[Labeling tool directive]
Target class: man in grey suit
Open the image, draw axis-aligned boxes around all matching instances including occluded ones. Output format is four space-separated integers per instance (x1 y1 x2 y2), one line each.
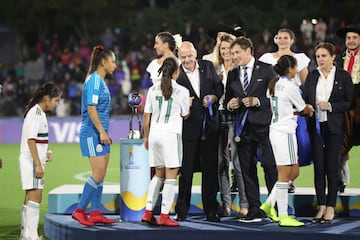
225 37 277 222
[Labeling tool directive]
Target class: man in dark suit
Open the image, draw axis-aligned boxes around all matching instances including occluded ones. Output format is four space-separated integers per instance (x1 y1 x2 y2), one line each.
175 41 224 222
224 37 277 222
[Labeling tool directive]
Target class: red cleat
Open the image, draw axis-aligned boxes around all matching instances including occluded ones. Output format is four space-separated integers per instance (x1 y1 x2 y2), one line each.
89 210 116 224
158 214 180 227
72 208 94 226
141 210 158 225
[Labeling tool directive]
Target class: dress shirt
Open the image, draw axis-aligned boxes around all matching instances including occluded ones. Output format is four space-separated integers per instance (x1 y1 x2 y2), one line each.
184 62 200 97
316 66 335 122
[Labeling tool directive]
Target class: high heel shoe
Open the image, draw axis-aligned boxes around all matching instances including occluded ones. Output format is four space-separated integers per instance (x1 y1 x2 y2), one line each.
320 217 333 224
311 217 323 223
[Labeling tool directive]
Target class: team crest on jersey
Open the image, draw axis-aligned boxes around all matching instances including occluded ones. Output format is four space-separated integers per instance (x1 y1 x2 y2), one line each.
96 144 103 152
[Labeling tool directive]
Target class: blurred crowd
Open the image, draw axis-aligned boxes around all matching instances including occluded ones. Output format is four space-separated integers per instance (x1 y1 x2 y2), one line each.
0 17 350 117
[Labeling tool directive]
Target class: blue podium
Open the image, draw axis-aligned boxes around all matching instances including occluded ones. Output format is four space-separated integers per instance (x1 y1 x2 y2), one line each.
119 138 149 221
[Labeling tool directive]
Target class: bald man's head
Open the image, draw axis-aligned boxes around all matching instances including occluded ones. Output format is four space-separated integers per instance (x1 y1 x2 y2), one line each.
178 41 197 72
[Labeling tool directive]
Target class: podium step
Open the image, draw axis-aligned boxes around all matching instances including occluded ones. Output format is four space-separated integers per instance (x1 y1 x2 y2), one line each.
48 184 360 217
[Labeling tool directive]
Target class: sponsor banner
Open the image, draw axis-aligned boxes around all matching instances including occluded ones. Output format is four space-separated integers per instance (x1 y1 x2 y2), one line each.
0 116 132 143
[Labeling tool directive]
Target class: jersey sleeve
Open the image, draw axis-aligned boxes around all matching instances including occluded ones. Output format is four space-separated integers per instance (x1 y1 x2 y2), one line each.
289 84 306 112
86 74 101 106
180 87 190 117
144 87 154 113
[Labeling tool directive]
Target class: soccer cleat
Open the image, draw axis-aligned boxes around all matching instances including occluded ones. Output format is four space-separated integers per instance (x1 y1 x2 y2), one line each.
158 214 180 227
72 208 94 226
89 210 116 224
260 202 279 222
141 210 158 225
279 215 304 227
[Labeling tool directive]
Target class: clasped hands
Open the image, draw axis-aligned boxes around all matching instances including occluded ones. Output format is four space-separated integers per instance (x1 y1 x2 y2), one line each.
228 97 259 110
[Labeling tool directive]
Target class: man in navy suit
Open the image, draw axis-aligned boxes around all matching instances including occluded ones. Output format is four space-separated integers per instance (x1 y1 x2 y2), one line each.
175 41 224 222
224 37 277 222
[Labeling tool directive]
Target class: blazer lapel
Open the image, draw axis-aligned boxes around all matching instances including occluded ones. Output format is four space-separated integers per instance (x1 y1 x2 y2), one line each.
246 63 261 95
198 61 206 98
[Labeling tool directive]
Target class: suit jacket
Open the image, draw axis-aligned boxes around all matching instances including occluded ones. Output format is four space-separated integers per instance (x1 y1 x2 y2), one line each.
177 60 224 140
224 59 276 134
302 67 354 134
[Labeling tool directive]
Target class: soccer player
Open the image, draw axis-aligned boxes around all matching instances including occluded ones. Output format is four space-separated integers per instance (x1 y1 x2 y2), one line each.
19 82 61 240
261 55 314 227
141 57 190 227
72 45 117 226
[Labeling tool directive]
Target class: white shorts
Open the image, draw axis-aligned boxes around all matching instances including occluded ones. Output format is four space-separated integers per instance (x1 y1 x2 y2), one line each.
148 131 182 168
19 154 46 190
269 130 298 166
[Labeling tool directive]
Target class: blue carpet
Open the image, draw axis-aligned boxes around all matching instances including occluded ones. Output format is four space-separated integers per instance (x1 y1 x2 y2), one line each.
44 214 360 240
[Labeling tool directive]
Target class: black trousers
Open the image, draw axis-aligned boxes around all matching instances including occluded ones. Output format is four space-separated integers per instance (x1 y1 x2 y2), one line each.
310 122 344 207
175 133 219 216
236 125 277 212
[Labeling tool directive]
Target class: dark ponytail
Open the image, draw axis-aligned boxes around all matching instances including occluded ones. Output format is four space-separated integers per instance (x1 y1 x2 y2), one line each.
268 55 297 96
158 57 178 100
24 82 61 118
86 45 114 78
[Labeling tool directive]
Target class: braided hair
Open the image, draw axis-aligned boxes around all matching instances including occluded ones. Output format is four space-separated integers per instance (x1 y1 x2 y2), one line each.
268 55 297 97
24 82 61 117
158 57 179 100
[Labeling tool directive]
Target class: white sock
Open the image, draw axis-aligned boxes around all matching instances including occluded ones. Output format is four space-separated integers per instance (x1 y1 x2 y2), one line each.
20 204 27 238
26 201 40 239
266 186 276 206
145 176 165 211
161 179 177 215
275 182 289 216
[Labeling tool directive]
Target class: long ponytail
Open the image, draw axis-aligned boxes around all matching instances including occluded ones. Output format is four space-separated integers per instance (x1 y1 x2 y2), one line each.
158 57 178 100
86 45 114 78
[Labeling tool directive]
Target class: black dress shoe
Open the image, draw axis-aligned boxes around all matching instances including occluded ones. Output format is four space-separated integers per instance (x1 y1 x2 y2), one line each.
238 210 263 222
206 211 220 222
174 213 186 222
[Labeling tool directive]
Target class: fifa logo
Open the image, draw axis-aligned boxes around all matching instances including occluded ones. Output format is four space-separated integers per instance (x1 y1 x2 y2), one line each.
125 146 140 169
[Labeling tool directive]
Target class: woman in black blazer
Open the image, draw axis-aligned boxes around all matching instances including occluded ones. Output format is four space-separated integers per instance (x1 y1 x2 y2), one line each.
302 42 354 223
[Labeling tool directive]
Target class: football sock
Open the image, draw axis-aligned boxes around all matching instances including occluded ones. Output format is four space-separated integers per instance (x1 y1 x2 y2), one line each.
20 204 27 238
145 175 165 211
78 176 101 210
266 185 277 206
91 181 103 211
161 179 177 214
26 201 40 239
276 182 289 216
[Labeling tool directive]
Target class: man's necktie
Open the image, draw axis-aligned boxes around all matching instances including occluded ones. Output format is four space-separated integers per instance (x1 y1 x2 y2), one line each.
243 66 248 94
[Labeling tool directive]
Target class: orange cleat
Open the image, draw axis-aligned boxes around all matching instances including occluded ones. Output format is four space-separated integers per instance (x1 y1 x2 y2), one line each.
72 208 94 226
141 210 158 225
89 210 116 224
158 214 180 227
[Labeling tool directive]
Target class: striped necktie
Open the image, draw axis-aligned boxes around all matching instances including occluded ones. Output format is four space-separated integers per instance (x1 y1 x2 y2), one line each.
242 66 248 93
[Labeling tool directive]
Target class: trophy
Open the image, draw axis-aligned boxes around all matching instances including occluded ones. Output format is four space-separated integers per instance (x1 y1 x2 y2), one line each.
127 92 143 139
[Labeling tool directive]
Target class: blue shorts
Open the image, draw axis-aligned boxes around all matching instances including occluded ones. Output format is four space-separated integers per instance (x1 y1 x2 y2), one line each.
80 136 110 157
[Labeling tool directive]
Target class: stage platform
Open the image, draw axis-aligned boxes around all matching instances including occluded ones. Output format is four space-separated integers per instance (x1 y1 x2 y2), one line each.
44 185 360 239
44 213 360 240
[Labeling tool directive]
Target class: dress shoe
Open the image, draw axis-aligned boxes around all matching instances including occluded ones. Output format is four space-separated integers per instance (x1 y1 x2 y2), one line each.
206 211 220 222
89 210 116 224
72 208 94 226
236 211 247 219
238 209 263 223
220 207 231 217
141 210 158 225
174 213 187 222
158 214 180 227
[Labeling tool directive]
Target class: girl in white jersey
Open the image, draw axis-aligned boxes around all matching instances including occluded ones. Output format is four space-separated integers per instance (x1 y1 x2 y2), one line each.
146 32 178 84
19 82 61 240
259 28 311 192
141 57 190 227
260 55 314 227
